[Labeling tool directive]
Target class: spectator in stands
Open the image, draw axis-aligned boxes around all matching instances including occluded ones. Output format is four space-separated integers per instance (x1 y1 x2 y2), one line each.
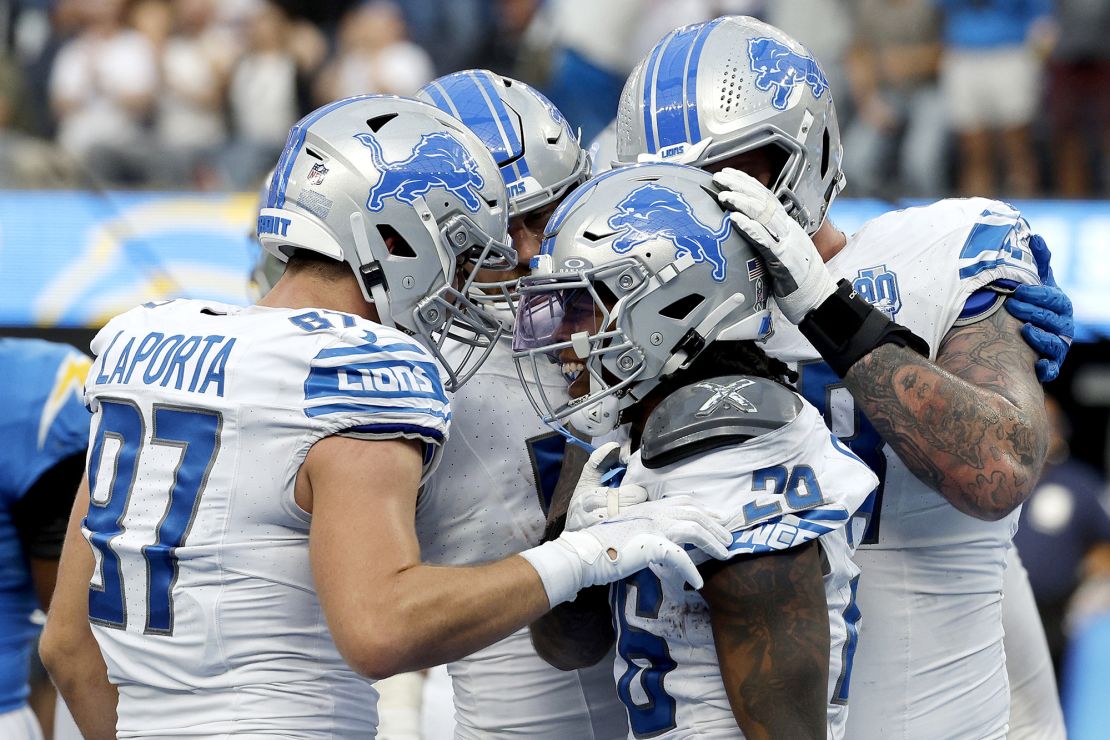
48 0 159 185
225 1 325 189
764 0 852 113
842 0 946 197
155 0 230 188
1046 0 1110 197
541 0 647 143
935 0 1053 197
314 1 434 104
1014 394 1110 674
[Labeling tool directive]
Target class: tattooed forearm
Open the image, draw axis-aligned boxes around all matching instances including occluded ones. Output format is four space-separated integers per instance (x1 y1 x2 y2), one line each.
702 540 829 740
844 307 1048 520
529 585 615 670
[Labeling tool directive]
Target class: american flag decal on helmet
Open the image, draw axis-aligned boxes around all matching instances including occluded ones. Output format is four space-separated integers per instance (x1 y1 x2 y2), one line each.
747 257 766 281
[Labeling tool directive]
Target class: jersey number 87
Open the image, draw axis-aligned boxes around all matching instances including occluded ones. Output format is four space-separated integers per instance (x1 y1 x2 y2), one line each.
86 399 221 634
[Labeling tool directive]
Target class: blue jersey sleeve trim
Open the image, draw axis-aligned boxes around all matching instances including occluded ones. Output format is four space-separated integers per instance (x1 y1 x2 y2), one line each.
343 423 444 444
305 402 450 421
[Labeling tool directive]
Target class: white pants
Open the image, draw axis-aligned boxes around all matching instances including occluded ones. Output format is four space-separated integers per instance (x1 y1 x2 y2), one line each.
847 546 1010 740
447 627 627 739
0 706 43 740
1003 548 1066 740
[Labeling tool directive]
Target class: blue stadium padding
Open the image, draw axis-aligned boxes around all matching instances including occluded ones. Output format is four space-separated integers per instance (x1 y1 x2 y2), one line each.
0 192 1105 339
1062 613 1110 739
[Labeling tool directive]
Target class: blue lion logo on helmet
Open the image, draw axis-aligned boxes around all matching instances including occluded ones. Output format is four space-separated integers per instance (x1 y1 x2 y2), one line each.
356 131 486 212
607 183 730 282
747 37 830 111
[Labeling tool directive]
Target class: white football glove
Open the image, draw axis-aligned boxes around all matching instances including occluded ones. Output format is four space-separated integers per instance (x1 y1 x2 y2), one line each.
565 442 649 532
521 496 732 607
713 167 838 324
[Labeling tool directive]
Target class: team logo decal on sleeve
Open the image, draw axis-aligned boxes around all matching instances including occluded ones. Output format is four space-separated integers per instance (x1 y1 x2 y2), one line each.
853 265 902 319
692 378 757 417
748 37 830 111
356 131 486 212
607 183 730 281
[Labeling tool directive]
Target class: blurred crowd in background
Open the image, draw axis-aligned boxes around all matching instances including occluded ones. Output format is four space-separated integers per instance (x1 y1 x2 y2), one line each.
0 0 1106 198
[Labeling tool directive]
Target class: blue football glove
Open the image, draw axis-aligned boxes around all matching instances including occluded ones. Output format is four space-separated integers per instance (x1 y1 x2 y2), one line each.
1004 234 1073 382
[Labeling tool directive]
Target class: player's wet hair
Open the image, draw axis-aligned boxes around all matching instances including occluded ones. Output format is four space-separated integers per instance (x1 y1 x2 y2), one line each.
654 339 797 400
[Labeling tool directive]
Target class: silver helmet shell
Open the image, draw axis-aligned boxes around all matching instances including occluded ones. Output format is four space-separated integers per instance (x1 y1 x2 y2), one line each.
513 162 773 436
418 70 591 327
418 70 590 219
616 16 845 234
257 94 515 391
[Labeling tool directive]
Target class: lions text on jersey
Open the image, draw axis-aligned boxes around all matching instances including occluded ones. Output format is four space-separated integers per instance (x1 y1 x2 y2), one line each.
611 379 876 739
82 299 450 738
415 339 628 739
762 199 1042 739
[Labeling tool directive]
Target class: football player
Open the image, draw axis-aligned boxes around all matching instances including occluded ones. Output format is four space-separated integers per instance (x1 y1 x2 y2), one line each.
618 16 1069 739
414 70 629 739
38 95 731 739
514 162 878 738
0 339 91 740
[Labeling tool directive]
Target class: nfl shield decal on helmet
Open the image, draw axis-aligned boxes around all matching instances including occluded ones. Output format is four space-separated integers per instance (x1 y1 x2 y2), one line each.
307 162 329 186
853 265 902 319
747 37 830 111
356 131 486 212
606 183 730 282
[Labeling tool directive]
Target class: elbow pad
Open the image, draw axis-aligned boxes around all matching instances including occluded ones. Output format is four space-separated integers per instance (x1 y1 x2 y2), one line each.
798 279 930 377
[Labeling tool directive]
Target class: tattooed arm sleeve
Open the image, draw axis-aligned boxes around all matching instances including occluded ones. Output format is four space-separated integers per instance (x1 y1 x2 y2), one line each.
702 540 829 740
528 438 615 670
844 307 1048 520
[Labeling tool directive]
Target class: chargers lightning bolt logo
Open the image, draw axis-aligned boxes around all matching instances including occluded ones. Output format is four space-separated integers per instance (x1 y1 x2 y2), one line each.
607 183 730 282
748 37 830 111
356 131 486 212
39 353 91 449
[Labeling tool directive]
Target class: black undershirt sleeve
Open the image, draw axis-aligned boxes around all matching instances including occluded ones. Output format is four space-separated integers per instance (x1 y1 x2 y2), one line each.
10 453 86 561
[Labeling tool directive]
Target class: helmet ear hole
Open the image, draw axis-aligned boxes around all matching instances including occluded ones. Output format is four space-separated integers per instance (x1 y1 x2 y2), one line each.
820 127 830 178
376 224 417 258
660 293 705 320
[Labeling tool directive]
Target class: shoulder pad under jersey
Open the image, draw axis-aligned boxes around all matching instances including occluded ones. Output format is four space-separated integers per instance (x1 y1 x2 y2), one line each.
640 375 803 469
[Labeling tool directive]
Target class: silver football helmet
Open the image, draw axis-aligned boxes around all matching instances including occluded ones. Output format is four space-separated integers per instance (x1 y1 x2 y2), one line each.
418 70 591 325
257 94 515 391
616 16 845 234
513 162 773 437
249 169 284 298
418 70 590 218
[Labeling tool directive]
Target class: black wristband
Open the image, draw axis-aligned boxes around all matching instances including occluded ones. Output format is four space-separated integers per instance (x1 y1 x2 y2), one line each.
798 279 930 377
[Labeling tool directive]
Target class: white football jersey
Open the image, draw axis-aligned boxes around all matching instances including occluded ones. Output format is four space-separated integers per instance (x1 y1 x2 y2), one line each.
761 199 1043 739
612 399 877 739
82 299 451 739
416 341 628 739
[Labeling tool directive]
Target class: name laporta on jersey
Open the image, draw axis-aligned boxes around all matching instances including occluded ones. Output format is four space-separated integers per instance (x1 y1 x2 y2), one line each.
91 330 236 397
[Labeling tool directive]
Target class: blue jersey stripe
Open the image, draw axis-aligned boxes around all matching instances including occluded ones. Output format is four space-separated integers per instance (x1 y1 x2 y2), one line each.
344 422 445 444
269 95 377 209
304 402 450 421
653 25 701 150
641 37 665 153
313 341 429 360
684 18 722 143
